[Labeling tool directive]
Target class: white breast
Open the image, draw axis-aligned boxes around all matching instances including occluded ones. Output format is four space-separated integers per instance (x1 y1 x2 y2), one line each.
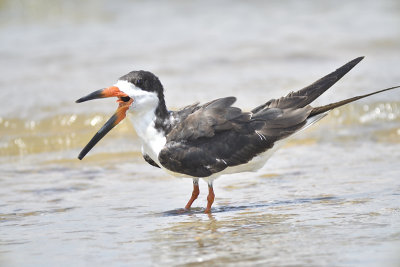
128 111 166 166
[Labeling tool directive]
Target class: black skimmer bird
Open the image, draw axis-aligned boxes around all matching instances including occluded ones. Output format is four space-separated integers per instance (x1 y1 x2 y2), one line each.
76 57 399 213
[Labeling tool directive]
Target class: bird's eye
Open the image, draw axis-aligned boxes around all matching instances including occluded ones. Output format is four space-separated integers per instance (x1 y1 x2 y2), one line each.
136 79 143 86
120 96 131 102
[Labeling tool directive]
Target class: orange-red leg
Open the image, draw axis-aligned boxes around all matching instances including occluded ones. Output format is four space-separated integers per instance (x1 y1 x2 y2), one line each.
185 178 199 209
204 184 215 213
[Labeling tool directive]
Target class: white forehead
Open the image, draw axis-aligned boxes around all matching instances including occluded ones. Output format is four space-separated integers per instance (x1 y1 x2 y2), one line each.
113 80 155 98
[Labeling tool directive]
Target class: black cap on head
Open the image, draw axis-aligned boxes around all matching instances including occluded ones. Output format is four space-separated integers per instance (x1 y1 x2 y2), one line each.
119 70 164 95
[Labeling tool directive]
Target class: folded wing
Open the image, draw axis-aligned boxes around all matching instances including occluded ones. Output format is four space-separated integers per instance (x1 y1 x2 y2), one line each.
159 97 311 177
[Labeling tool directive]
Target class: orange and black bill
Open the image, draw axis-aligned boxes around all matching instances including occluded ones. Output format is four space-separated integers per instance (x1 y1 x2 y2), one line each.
76 87 133 160
76 86 129 103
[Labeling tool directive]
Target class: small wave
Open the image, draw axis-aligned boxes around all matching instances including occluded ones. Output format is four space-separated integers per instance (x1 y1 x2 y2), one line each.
0 113 138 158
327 102 400 125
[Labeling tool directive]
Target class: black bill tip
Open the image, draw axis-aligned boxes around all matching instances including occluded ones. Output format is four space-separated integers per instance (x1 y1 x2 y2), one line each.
77 113 119 160
75 89 105 103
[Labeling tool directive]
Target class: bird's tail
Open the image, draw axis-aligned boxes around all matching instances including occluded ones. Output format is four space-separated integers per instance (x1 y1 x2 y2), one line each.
309 85 400 117
294 56 365 107
251 57 365 114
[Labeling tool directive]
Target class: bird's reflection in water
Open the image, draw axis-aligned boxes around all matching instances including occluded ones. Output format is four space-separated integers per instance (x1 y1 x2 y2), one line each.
148 195 350 265
158 195 340 217
149 206 296 265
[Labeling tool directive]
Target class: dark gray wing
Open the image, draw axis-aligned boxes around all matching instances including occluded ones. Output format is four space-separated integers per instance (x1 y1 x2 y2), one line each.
252 57 364 113
159 97 311 177
166 97 249 141
169 102 201 128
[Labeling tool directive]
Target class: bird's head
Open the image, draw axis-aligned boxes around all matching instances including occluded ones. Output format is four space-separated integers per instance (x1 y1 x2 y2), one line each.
76 70 165 160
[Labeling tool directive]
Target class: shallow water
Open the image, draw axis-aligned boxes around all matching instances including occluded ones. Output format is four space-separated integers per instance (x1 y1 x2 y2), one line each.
1 0 400 266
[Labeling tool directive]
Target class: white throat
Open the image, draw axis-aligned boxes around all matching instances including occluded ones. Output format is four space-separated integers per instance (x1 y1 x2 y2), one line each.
114 80 167 164
129 110 166 165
